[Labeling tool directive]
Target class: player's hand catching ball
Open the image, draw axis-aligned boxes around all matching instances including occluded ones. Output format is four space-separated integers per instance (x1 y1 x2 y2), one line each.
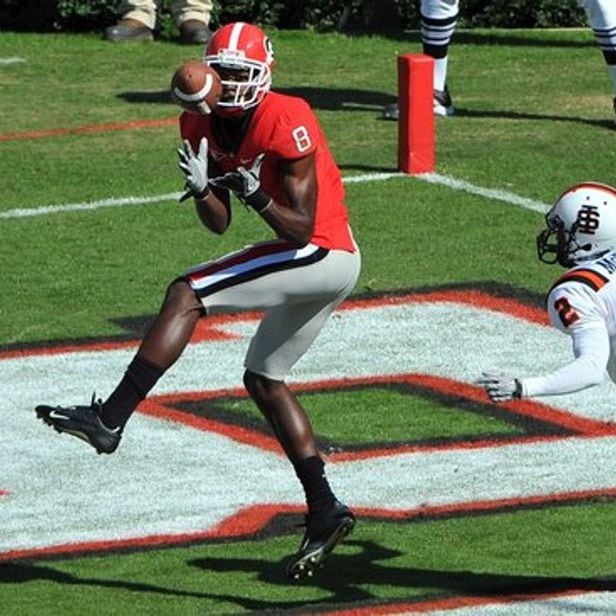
210 153 271 213
177 137 209 202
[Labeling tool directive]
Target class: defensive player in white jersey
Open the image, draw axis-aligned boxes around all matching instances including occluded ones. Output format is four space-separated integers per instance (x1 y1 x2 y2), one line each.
479 182 616 402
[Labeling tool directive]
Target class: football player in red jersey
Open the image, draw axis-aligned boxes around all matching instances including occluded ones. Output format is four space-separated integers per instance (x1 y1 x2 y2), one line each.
35 21 360 580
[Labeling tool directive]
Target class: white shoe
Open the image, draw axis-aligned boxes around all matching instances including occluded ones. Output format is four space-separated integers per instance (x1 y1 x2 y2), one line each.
434 86 454 117
382 86 455 120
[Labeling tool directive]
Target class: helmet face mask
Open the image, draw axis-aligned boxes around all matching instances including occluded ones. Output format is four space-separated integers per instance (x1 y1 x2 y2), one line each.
536 182 616 268
536 215 583 268
204 22 274 117
209 61 270 110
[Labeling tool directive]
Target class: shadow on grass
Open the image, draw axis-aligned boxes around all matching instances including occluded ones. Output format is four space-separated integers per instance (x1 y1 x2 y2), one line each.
2 539 615 612
0 561 209 599
117 86 394 112
116 87 614 132
453 107 615 130
188 538 616 612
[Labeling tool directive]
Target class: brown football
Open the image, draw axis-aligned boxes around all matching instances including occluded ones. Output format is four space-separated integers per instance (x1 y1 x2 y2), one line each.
170 61 222 115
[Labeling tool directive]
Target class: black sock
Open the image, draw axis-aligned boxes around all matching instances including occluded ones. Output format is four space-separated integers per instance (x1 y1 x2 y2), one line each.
293 456 336 515
101 356 164 430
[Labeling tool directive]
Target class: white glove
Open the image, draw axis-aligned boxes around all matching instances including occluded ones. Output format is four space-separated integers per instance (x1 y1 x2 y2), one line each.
177 137 209 202
209 153 271 212
476 371 523 403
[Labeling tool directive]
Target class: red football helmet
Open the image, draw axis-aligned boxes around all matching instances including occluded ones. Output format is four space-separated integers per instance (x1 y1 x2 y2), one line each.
204 22 275 116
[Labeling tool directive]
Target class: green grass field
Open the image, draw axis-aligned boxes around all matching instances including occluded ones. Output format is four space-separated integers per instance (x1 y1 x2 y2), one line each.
2 26 616 615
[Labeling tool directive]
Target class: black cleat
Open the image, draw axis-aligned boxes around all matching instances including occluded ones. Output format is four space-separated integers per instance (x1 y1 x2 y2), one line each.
286 501 356 581
35 395 121 454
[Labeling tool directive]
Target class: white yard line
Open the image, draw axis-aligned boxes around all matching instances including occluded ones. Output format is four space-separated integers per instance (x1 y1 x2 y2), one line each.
420 172 550 213
0 172 551 220
0 57 26 65
0 193 181 219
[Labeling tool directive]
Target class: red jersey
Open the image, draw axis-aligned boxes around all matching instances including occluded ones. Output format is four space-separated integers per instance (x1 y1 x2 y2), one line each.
179 91 354 252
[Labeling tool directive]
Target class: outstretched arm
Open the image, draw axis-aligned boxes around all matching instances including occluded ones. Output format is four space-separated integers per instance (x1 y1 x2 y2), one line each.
520 319 610 397
478 319 610 402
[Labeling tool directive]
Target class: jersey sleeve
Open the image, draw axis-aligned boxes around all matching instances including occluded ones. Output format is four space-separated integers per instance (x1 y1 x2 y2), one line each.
266 99 318 160
546 281 606 333
520 282 610 397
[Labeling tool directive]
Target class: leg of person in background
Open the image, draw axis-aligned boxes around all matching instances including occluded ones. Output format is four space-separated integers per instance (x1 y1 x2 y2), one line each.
580 0 616 123
173 0 214 45
383 0 459 120
420 0 459 116
104 0 157 41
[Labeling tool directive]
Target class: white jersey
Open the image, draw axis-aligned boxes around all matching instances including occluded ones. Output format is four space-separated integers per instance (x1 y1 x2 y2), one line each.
521 251 616 397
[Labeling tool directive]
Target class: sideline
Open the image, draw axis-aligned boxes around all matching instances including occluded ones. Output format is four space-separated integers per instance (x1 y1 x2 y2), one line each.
0 173 550 220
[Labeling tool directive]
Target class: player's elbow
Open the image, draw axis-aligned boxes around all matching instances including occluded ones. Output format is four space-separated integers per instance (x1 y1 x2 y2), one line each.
289 231 311 248
292 217 315 247
585 365 605 386
579 357 606 387
205 220 229 235
279 220 313 247
198 209 230 234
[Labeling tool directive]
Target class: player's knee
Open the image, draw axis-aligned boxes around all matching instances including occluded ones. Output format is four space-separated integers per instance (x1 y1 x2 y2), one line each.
243 369 277 400
163 279 202 314
244 369 263 397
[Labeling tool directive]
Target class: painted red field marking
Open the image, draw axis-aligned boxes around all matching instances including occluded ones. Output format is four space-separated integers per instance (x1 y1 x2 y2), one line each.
345 289 549 326
357 486 616 521
139 373 616 465
0 289 547 361
0 117 177 143
139 396 284 456
321 588 595 615
3 487 616 562
3 288 614 568
0 312 250 360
